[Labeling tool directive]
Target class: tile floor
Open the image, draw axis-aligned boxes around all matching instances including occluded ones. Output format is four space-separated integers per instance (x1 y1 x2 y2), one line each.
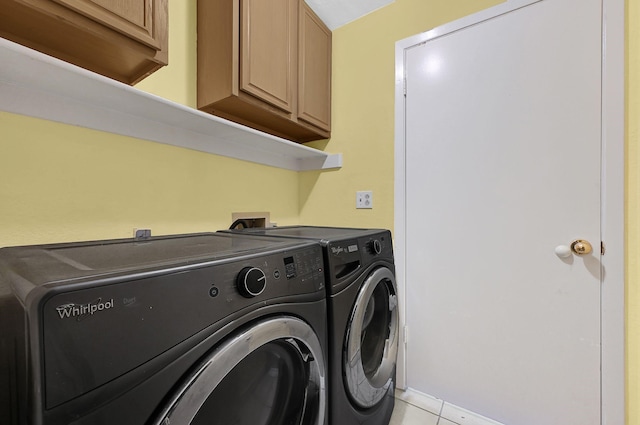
389 397 442 425
389 390 504 425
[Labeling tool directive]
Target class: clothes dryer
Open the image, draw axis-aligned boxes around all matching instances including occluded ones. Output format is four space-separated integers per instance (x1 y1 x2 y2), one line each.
0 233 327 425
222 226 399 425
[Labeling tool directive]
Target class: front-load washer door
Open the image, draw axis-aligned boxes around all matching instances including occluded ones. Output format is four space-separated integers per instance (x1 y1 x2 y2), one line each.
344 267 399 409
152 316 326 425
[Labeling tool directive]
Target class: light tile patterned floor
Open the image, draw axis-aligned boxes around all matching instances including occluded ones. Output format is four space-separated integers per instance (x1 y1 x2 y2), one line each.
389 397 440 425
389 390 505 425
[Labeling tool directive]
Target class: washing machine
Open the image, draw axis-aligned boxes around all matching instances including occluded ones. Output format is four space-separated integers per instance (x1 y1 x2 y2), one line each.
222 226 399 425
0 232 328 425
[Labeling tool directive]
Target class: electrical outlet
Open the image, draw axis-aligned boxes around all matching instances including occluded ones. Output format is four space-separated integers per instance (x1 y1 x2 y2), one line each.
356 191 373 209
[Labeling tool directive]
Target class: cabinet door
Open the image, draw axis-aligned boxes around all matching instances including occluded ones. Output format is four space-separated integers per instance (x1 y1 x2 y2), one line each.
51 0 161 49
298 2 331 132
0 0 168 83
240 0 296 113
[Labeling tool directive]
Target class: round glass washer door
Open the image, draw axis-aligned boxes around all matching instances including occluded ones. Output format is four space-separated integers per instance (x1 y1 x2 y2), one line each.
344 267 399 409
153 316 326 425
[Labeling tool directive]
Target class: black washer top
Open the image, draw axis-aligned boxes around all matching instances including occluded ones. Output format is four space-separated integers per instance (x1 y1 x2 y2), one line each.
0 233 311 294
224 226 387 244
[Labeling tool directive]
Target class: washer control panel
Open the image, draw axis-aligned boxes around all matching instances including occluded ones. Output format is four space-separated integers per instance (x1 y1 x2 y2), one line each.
324 230 394 291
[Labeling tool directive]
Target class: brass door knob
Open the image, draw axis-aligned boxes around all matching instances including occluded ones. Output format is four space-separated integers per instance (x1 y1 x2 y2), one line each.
570 240 593 255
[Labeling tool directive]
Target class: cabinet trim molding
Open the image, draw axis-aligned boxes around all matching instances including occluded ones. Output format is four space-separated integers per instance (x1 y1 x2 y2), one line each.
0 38 342 171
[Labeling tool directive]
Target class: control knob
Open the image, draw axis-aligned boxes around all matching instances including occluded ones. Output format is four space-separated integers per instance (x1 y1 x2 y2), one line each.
369 239 382 255
237 267 267 298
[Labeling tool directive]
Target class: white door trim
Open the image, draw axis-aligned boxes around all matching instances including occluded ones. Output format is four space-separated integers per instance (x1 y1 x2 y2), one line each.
393 1 625 424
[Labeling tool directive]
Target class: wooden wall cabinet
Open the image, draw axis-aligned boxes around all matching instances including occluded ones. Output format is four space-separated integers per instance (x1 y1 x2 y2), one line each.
197 0 331 143
0 0 168 84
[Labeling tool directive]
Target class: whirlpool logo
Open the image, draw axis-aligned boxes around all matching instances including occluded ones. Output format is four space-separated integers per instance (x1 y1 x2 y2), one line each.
331 244 358 255
56 298 114 320
331 246 345 255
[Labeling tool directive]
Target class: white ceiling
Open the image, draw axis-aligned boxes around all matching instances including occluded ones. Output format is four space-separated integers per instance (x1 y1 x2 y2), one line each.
305 0 395 30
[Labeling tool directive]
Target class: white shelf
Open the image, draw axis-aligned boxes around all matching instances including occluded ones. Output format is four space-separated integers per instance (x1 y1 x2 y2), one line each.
0 38 342 171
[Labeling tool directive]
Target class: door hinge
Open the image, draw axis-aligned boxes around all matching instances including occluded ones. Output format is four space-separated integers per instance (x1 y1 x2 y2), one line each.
403 325 409 345
601 241 605 255
403 77 407 96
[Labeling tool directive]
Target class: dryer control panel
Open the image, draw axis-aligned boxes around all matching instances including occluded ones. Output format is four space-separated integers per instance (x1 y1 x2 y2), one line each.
233 246 325 298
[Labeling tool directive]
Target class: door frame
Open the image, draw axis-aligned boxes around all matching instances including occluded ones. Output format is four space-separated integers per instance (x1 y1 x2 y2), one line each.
393 0 625 423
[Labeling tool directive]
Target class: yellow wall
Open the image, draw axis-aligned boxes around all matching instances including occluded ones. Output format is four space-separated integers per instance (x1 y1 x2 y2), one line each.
134 1 197 107
299 0 502 229
0 1 299 247
627 0 639 423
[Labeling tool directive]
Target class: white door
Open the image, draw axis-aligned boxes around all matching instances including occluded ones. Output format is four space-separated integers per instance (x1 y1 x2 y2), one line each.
400 0 604 424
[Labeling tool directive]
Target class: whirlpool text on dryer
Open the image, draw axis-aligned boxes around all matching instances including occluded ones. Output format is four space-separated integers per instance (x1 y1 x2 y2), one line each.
55 298 115 319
